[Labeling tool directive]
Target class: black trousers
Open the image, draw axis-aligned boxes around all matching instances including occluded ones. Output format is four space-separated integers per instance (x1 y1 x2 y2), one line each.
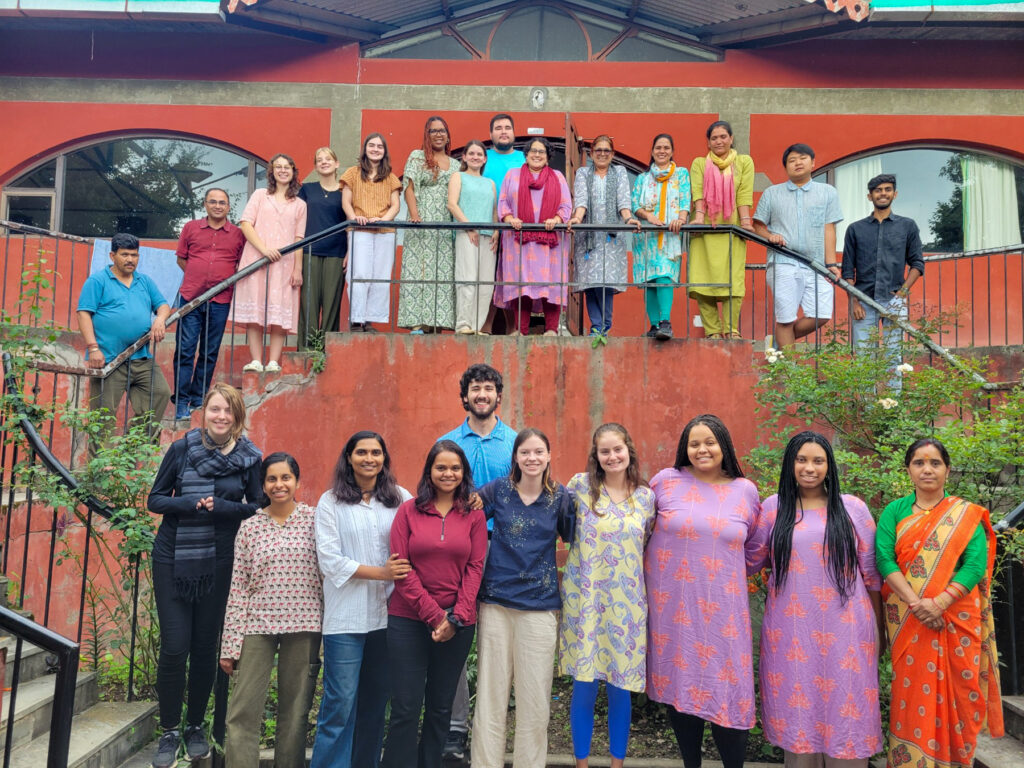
152 559 233 730
380 615 474 768
667 707 749 768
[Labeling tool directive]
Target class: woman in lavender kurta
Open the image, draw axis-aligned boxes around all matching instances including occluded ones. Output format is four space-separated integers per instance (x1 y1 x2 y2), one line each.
496 137 572 336
752 431 883 767
645 414 762 768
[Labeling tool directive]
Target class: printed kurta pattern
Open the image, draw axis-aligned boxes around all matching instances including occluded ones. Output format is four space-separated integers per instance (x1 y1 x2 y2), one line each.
398 150 456 328
630 166 690 284
559 473 655 692
644 468 762 729
755 494 884 760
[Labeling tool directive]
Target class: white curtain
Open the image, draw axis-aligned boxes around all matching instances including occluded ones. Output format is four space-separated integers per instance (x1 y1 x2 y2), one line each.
962 154 1023 252
834 155 883 248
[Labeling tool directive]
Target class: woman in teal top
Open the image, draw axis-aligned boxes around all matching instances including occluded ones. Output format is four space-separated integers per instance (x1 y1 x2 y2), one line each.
632 133 690 342
875 437 1002 768
448 140 498 335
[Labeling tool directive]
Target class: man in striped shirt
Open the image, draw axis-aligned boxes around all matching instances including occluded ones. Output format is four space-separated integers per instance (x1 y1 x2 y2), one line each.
754 143 843 348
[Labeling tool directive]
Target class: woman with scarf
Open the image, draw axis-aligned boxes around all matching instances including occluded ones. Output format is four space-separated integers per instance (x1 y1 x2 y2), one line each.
147 382 263 768
876 438 1003 768
632 134 690 341
688 121 755 340
494 137 572 337
567 135 639 343
399 116 457 333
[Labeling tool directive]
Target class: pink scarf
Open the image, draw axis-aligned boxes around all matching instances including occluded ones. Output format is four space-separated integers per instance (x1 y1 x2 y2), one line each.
703 150 737 224
516 165 560 247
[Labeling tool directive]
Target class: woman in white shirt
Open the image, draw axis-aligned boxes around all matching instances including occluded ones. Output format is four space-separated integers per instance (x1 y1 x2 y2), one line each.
311 431 413 768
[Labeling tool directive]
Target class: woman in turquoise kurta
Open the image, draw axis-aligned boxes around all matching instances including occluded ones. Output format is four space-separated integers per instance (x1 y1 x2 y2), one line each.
632 133 691 341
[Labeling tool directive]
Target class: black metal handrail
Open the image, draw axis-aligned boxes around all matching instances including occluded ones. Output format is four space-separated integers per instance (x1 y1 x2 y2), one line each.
0 605 78 768
19 218 992 388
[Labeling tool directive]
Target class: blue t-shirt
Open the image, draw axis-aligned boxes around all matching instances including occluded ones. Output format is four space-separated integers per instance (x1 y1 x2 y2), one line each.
477 477 576 611
484 149 526 197
439 417 516 489
77 267 168 361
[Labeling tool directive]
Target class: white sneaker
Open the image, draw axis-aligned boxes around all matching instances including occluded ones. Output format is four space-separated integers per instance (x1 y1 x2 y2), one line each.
242 360 264 372
264 360 282 373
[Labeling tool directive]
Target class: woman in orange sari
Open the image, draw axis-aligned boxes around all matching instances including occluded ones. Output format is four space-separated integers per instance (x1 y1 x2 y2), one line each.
876 438 1003 768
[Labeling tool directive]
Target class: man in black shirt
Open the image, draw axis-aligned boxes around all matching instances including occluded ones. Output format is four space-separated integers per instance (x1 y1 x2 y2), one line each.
841 174 924 390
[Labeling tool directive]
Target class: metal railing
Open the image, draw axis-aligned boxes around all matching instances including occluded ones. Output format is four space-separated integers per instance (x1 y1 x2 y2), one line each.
0 605 79 768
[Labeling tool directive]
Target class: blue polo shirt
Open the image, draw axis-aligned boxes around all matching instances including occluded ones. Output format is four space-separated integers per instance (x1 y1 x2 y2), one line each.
77 267 168 361
439 417 517 489
484 149 526 196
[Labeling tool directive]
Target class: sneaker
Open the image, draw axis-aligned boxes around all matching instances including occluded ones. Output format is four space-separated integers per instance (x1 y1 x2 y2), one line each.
655 320 673 340
442 729 467 762
174 401 191 421
151 729 181 768
183 725 211 761
242 360 264 372
645 325 658 338
264 360 282 373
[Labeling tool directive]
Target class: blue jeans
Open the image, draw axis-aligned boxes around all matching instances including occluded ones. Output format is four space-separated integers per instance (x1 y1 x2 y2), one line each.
852 293 907 391
173 296 231 409
584 288 615 335
310 630 389 768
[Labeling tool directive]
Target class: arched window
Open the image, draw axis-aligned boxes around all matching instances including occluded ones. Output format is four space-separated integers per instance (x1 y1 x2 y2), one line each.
2 135 265 239
363 3 717 63
814 146 1024 253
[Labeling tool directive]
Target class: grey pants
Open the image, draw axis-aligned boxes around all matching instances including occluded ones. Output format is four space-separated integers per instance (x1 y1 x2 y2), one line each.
224 633 321 768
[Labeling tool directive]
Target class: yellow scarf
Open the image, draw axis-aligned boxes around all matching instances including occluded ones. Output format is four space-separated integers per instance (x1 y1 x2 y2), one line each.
652 162 676 249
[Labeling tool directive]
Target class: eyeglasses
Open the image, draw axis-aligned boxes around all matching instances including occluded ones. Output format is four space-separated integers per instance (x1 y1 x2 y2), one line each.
272 165 292 171
527 149 547 156
592 149 613 154
428 129 448 135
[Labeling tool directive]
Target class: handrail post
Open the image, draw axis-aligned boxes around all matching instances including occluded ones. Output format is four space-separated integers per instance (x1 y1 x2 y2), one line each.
47 643 79 768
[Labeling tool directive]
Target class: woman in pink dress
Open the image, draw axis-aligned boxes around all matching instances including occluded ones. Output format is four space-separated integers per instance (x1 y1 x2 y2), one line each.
235 153 307 373
645 414 762 768
495 137 572 336
752 431 883 768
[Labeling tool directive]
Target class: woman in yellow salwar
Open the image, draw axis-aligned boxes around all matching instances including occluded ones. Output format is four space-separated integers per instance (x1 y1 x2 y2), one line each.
876 438 1003 768
688 121 754 340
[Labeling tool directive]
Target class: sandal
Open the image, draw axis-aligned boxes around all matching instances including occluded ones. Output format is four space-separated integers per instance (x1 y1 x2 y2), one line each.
242 360 264 372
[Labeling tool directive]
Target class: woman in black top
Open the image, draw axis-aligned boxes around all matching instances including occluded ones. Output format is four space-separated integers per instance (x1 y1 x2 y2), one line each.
297 146 348 347
147 382 262 768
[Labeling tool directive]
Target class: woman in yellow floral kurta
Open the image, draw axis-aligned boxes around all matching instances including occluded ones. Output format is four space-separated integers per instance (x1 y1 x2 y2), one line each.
559 423 655 768
632 134 690 340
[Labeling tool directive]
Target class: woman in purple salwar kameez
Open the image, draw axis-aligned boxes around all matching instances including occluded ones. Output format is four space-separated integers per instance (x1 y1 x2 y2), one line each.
751 431 884 768
644 414 762 768
496 137 572 337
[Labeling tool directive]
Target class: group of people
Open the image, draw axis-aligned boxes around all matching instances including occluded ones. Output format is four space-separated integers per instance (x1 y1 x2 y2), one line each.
144 362 1002 768
76 114 925 429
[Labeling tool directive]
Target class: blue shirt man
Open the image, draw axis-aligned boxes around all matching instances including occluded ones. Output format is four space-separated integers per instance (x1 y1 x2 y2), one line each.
77 232 172 441
483 113 526 196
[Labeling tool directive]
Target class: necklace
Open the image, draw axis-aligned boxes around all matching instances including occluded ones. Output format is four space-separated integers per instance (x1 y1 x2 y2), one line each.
319 182 338 198
913 498 941 512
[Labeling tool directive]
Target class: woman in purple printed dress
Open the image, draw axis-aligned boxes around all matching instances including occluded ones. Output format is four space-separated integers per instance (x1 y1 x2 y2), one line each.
752 431 884 768
644 414 763 768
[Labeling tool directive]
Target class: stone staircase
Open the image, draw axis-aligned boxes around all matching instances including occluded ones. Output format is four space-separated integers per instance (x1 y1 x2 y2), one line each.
0 637 156 768
975 695 1024 768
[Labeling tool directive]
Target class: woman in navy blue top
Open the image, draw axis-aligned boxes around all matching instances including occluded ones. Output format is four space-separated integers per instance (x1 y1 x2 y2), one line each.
469 427 575 768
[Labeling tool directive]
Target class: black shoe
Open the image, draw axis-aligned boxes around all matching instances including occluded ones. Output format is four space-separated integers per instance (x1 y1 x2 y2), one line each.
152 729 181 768
645 325 658 338
655 320 673 340
183 724 211 761
442 729 467 762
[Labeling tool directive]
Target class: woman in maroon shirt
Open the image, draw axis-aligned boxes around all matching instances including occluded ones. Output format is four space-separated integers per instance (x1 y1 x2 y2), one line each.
380 440 487 768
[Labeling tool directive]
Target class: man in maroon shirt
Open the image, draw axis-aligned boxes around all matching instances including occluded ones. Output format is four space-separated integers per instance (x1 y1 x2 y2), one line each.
172 188 245 420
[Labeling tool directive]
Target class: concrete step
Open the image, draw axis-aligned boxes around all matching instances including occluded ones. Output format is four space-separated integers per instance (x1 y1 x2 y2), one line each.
0 639 51 686
1005 696 1024 743
1 670 98 751
9 700 157 768
974 729 1024 768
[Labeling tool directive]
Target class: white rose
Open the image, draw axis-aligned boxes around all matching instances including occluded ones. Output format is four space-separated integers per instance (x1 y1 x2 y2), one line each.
896 363 914 374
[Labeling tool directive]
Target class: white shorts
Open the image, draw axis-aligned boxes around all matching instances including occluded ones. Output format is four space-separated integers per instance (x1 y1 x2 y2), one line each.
766 263 833 323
